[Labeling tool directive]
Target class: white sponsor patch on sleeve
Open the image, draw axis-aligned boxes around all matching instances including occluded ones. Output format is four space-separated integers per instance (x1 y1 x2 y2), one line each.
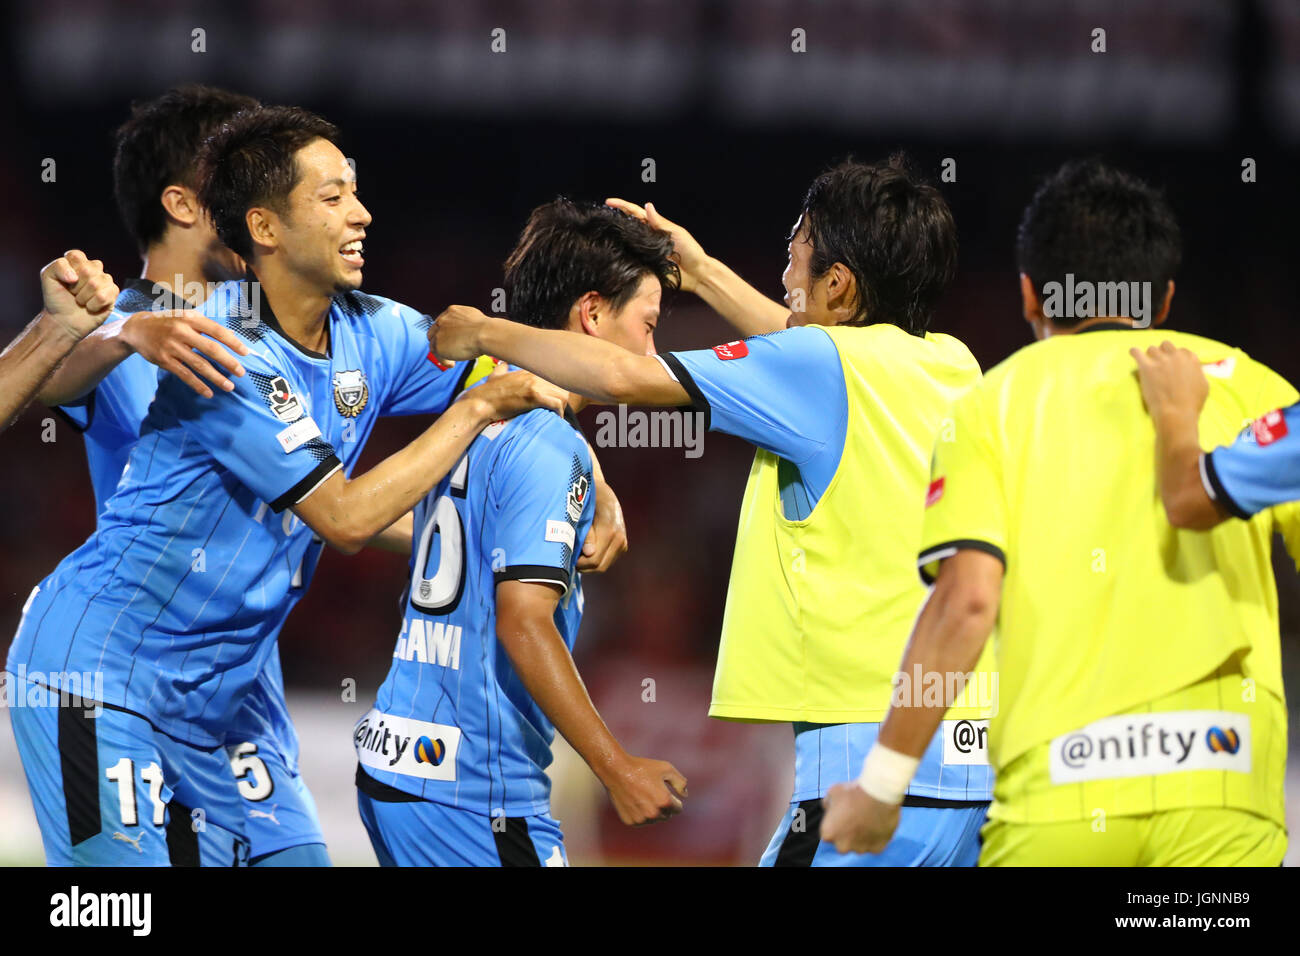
276 416 322 453
546 519 576 548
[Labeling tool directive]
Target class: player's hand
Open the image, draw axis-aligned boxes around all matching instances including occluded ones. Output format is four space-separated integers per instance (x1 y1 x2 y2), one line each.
465 361 568 420
39 250 119 341
601 755 688 826
429 304 490 363
1130 342 1209 427
579 478 628 573
605 199 706 294
820 781 899 855
120 309 250 399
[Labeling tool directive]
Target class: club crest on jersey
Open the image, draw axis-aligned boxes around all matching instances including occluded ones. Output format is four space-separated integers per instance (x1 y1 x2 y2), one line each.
567 473 590 522
267 376 303 423
332 369 369 418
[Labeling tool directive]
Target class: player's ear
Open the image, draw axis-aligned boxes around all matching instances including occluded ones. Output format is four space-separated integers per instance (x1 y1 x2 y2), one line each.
1153 280 1175 327
1019 273 1044 323
574 291 602 337
245 207 277 254
825 262 858 323
160 184 200 228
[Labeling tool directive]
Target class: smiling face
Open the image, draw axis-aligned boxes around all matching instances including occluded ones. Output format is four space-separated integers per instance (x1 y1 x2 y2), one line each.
267 137 371 294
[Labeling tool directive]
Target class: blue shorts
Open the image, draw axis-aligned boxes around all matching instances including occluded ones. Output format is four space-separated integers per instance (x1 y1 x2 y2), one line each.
761 722 990 867
356 772 567 867
226 739 329 865
7 682 249 866
761 798 988 866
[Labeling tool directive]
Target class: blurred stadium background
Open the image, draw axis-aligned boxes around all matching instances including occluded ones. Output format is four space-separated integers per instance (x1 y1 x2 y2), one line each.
2 0 1300 865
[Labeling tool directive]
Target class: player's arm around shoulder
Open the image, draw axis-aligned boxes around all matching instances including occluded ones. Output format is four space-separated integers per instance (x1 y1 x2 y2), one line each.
1131 341 1225 530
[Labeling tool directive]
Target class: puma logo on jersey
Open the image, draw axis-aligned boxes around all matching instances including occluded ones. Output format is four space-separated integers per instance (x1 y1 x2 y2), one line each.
247 804 281 826
112 831 144 853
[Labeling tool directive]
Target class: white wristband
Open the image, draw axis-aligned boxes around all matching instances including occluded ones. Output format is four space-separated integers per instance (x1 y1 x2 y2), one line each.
858 744 920 805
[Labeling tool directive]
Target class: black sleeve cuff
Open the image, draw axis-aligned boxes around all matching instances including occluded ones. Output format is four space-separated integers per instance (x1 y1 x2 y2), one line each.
659 353 711 432
493 565 570 589
270 456 342 513
1201 450 1253 520
917 539 1007 585
52 389 96 434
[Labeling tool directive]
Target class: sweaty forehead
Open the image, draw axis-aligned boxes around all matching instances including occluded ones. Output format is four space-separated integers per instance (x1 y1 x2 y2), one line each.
294 139 354 189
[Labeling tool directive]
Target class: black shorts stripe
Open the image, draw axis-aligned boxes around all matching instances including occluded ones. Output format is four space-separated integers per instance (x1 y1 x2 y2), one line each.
165 799 201 866
271 455 342 513
493 816 542 867
57 704 102 845
659 353 711 432
772 798 823 867
917 539 1007 585
355 764 424 803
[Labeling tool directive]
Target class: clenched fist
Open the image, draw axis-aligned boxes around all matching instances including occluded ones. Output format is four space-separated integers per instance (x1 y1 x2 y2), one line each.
428 304 491 364
40 250 118 342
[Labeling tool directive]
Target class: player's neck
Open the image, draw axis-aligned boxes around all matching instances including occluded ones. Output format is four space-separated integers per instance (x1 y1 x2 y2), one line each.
1042 314 1142 338
139 246 212 307
249 263 333 355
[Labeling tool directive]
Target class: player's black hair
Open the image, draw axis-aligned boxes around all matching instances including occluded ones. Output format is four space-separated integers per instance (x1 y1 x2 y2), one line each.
1016 159 1182 327
112 85 261 255
503 199 679 330
798 155 957 335
197 105 341 261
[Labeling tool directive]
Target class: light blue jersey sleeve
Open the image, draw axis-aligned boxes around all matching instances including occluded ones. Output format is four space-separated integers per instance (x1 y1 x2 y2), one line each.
489 413 595 595
373 301 466 417
1203 403 1300 518
658 326 848 517
162 351 342 513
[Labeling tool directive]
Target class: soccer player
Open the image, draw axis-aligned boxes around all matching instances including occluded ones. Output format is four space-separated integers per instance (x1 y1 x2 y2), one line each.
5 104 566 866
430 158 997 866
356 200 687 866
0 252 118 433
1132 343 1300 526
33 85 349 867
821 160 1294 866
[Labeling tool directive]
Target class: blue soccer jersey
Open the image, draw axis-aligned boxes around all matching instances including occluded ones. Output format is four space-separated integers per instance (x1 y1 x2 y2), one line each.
355 402 595 818
7 279 469 748
1203 403 1300 517
658 326 848 519
54 279 178 513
